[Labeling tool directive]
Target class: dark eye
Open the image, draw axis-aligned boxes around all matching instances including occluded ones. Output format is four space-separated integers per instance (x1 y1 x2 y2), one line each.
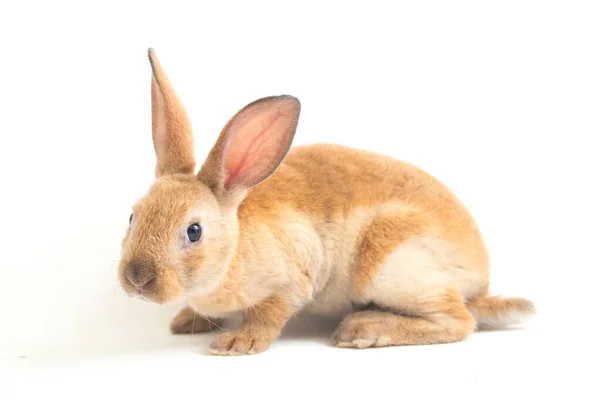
129 213 133 225
187 223 202 243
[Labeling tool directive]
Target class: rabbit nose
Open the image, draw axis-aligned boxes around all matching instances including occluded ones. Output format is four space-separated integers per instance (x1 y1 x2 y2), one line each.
124 258 156 289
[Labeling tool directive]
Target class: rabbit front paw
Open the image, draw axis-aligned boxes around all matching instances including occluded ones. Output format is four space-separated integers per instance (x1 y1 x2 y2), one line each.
208 295 291 356
208 329 275 356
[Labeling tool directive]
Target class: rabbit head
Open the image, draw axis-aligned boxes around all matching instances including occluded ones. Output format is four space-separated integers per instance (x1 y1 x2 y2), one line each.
118 49 301 304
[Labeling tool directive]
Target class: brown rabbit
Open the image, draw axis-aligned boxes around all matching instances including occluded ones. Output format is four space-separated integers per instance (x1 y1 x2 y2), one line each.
118 48 536 356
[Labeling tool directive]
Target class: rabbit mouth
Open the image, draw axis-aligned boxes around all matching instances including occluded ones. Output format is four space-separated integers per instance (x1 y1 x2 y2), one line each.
119 258 182 304
131 288 149 302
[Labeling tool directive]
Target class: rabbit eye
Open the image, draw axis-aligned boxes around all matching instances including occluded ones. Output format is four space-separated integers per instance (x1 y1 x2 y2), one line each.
129 213 133 225
187 223 202 243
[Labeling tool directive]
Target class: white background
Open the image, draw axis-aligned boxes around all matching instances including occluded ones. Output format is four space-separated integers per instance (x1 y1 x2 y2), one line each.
1 1 598 398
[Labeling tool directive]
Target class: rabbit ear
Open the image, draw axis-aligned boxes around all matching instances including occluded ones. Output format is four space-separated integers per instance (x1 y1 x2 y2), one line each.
198 95 300 199
148 48 196 177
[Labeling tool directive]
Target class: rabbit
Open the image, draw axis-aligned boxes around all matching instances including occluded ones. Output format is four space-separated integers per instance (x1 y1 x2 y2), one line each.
118 48 536 356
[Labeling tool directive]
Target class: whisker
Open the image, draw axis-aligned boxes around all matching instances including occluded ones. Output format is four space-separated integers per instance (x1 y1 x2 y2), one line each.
195 309 229 332
179 288 230 332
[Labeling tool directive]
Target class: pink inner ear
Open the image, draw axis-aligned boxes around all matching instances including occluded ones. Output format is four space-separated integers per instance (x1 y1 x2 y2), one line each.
223 98 299 190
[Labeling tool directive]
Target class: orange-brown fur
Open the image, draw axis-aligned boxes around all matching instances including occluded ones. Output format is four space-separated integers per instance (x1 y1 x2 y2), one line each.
208 296 290 355
467 295 536 328
334 302 476 348
118 49 536 356
150 49 195 177
352 211 427 291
